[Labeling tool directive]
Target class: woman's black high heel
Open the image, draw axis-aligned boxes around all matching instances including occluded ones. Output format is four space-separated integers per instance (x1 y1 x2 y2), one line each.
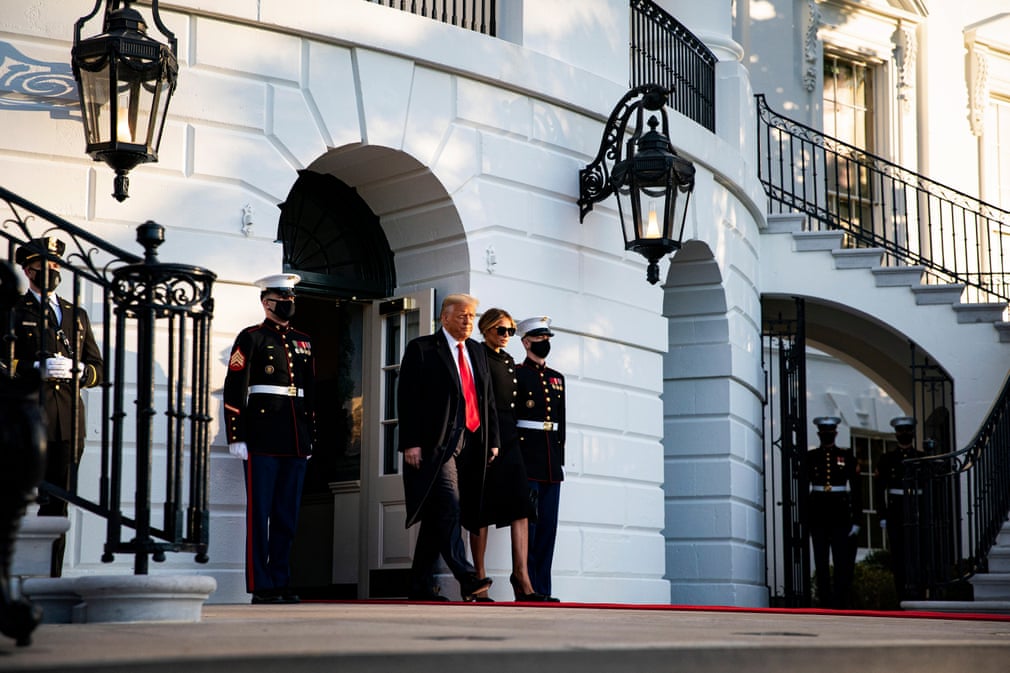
510 573 548 602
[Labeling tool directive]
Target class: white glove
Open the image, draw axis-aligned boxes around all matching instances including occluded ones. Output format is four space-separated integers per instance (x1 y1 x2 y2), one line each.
228 442 249 460
44 355 73 380
849 525 860 537
880 519 887 529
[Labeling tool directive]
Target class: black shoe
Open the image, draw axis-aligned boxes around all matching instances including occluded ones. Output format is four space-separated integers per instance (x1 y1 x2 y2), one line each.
544 595 561 602
251 592 283 605
509 573 549 602
460 575 493 602
278 591 301 604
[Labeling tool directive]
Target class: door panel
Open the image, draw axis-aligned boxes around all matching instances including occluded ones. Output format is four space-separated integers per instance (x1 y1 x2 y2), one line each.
360 289 435 597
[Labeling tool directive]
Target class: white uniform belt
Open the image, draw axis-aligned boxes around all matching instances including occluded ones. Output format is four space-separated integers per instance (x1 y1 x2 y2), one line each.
888 488 921 495
248 384 303 397
811 485 848 492
517 420 558 431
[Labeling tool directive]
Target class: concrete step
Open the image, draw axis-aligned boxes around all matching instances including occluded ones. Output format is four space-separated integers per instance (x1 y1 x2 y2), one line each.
765 212 806 234
6 603 1010 673
903 600 1010 615
831 247 884 269
996 520 1010 546
953 302 1007 324
872 265 925 287
969 573 1010 601
792 230 845 252
912 283 965 305
988 547 1010 573
996 322 1010 343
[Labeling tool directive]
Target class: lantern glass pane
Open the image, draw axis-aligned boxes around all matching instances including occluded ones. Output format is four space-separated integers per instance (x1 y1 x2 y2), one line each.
79 59 112 146
614 186 636 248
147 77 172 149
116 67 155 148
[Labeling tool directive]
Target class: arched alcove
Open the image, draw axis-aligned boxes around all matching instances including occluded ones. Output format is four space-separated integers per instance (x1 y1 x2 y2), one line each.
278 169 395 298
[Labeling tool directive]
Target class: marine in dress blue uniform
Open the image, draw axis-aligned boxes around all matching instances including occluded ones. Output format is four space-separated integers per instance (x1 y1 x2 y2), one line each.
515 316 565 600
806 416 862 609
11 237 103 577
875 416 922 601
224 274 315 604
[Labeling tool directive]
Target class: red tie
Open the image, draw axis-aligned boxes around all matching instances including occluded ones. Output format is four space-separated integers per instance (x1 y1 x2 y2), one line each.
457 342 480 432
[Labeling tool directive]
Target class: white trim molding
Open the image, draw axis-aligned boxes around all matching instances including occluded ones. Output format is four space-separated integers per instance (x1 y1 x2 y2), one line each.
893 22 917 102
804 0 822 92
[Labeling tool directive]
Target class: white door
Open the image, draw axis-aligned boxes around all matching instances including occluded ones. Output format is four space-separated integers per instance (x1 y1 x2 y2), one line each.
359 289 435 597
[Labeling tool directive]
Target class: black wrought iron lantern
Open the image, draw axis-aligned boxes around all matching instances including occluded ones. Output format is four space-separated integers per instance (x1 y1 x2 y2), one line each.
579 84 696 284
71 0 178 202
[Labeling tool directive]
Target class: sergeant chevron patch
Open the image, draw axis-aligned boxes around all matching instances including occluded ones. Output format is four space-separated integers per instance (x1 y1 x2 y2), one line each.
229 348 246 371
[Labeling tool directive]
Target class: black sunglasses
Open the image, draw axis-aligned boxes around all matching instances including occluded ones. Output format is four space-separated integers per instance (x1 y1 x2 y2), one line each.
494 326 516 337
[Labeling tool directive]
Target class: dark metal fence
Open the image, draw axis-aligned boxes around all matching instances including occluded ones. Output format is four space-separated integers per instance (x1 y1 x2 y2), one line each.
630 0 716 132
0 186 216 573
756 93 1010 305
762 298 811 607
365 0 496 35
904 373 1010 597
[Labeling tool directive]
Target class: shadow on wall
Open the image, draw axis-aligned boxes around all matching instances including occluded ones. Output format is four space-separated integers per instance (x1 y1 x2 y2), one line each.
0 41 79 119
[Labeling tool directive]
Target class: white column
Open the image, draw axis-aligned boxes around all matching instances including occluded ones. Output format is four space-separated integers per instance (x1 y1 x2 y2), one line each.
653 1 752 153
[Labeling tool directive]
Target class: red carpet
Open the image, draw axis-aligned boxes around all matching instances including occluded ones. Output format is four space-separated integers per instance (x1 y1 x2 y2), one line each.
304 599 1010 621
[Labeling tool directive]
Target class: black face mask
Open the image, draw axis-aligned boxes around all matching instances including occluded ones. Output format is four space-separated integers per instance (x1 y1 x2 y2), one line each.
529 339 551 359
32 268 61 290
270 299 295 321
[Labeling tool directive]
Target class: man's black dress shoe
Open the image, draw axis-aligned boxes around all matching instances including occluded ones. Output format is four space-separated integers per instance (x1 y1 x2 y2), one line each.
251 592 283 605
460 575 493 602
278 591 300 604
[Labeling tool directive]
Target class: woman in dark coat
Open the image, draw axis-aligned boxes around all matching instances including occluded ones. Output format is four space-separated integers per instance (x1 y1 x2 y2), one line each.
464 308 547 601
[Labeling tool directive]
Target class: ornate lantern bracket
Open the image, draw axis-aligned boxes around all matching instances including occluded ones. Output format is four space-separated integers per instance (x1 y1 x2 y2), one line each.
578 84 696 284
71 0 179 202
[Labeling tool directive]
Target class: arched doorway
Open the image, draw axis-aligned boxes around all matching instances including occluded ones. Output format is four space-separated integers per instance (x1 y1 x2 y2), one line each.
280 169 395 598
760 294 955 606
278 145 468 599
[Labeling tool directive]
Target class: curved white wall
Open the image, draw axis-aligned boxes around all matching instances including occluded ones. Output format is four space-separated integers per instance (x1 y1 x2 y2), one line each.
0 0 770 606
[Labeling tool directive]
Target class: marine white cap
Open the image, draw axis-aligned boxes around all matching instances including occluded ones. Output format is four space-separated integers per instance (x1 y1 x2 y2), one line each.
517 316 554 338
254 273 301 296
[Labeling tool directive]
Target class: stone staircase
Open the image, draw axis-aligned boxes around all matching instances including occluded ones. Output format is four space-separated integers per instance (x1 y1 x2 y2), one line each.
762 213 1010 615
903 517 1010 614
764 214 1010 338
969 520 1010 606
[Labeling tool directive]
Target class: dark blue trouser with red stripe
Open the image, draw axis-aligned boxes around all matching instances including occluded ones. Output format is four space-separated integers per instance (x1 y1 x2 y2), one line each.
244 454 308 594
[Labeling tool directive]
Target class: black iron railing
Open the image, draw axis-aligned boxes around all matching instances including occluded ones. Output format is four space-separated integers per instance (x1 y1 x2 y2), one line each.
365 0 496 35
903 373 1010 597
0 186 215 573
630 0 716 132
756 94 1010 305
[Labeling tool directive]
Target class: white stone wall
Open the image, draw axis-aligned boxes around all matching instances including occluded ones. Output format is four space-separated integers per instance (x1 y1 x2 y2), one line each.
0 0 771 606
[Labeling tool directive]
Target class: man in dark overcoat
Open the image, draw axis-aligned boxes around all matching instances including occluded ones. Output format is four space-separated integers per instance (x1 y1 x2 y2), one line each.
224 273 315 604
11 237 102 577
397 293 499 601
